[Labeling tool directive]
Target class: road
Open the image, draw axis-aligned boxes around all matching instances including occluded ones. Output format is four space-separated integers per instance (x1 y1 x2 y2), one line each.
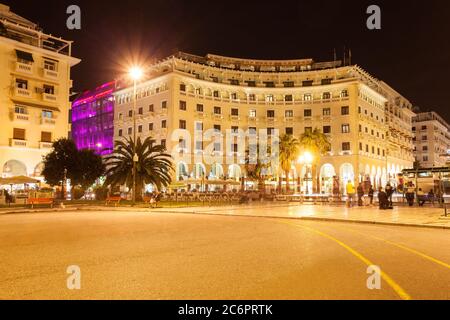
0 210 449 300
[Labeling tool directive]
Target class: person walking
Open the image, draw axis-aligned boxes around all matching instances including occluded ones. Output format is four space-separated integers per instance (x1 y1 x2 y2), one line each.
368 186 374 205
357 183 364 207
385 183 394 208
417 188 426 207
378 187 388 210
346 180 356 208
428 189 435 206
405 182 415 207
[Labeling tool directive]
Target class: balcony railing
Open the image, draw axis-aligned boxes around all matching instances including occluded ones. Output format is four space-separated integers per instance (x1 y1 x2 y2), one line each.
43 68 58 79
41 117 56 126
40 142 53 149
16 62 32 74
10 112 29 122
42 93 57 103
14 87 32 98
10 139 27 148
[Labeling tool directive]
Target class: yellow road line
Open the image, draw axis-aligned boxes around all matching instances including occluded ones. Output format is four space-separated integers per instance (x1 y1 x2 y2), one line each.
341 227 450 270
279 220 412 300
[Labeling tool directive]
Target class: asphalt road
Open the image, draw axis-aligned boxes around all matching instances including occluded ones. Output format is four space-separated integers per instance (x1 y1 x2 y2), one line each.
0 210 449 300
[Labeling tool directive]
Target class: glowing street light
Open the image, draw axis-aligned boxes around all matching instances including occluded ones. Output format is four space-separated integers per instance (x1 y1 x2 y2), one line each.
298 151 314 195
129 66 143 206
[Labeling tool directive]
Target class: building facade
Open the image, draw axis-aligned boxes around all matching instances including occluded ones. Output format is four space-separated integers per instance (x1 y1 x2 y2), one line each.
413 112 450 168
113 52 415 193
72 82 117 155
0 4 80 178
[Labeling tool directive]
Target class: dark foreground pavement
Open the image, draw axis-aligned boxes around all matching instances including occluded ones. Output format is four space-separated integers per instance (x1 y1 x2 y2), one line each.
0 210 449 300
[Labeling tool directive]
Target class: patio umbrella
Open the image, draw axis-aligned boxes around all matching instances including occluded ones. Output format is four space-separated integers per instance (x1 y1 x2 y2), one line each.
0 176 40 185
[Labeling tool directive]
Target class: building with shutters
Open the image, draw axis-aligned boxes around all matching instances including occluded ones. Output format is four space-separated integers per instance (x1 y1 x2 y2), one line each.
112 52 416 193
0 4 80 178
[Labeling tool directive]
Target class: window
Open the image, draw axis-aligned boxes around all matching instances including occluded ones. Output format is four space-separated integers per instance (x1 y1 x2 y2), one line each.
372 146 375 154
128 110 133 117
322 92 331 100
359 125 362 132
196 104 204 112
285 127 293 135
323 126 331 134
230 79 240 85
231 126 239 134
285 110 293 118
285 94 293 102
213 90 220 98
195 122 203 131
321 78 332 85
180 83 186 92
366 145 369 152
43 84 54 94
232 143 239 153
323 108 331 116
264 81 275 88
304 94 312 101
284 81 294 88
342 142 351 151
15 78 28 89
214 106 221 114
179 100 187 111
118 129 123 137
138 107 143 115
359 143 363 151
267 128 275 136
14 105 27 114
128 127 132 135
248 94 256 101
341 90 349 97
213 124 221 132
161 120 167 128
118 113 123 120
421 125 427 130
138 125 143 133
377 148 380 156
231 108 239 116
149 123 154 131
422 136 428 141
341 106 349 115
423 156 429 162
43 59 57 71
161 139 166 149
179 120 186 129
41 131 52 143
422 146 428 151
149 104 154 112
304 109 312 117
342 124 350 133
161 101 167 109
249 110 256 118
358 106 361 114
267 110 275 118
302 80 313 87
230 92 238 100
265 95 274 102
246 81 256 87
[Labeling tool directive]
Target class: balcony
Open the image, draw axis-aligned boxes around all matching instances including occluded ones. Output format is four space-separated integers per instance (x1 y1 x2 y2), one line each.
41 117 56 126
14 87 32 98
10 112 29 122
212 113 223 120
229 115 240 122
10 139 27 148
43 68 58 79
195 111 206 119
40 142 53 149
42 93 57 103
16 62 32 74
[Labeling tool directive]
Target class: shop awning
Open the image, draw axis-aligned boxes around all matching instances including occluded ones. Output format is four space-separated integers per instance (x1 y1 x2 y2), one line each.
0 176 40 185
15 49 34 62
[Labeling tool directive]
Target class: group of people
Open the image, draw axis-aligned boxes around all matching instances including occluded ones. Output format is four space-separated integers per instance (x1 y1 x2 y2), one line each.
404 182 436 207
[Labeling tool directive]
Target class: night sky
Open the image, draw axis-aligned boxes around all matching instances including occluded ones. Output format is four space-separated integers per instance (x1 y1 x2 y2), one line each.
4 0 450 121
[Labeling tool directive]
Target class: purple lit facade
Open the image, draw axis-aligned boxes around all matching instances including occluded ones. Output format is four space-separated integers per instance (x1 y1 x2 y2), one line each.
71 82 116 155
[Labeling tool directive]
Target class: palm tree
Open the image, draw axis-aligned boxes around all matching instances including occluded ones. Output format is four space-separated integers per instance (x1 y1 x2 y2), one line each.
278 134 301 193
104 136 173 200
299 128 331 193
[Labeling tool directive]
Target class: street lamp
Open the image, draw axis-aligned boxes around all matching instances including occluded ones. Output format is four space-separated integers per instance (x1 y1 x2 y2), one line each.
298 151 314 195
129 66 143 205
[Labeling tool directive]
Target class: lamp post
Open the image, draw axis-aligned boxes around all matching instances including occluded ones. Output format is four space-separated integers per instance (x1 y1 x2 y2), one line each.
298 151 314 195
129 67 143 206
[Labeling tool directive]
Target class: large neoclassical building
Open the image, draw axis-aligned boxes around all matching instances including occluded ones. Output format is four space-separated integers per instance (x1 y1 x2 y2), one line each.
113 52 415 193
0 4 80 179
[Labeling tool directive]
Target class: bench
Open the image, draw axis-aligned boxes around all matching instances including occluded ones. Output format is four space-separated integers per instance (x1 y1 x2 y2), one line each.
105 196 122 206
28 198 54 209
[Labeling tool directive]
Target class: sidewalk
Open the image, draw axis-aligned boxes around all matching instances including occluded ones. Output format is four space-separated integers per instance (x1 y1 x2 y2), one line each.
1 203 449 229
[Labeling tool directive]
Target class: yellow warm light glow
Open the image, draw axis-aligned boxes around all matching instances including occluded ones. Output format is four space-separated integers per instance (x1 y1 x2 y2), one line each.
129 67 143 80
298 151 314 164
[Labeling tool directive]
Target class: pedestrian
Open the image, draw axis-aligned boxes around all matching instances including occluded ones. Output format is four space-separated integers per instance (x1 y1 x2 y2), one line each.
417 188 426 207
428 189 435 205
368 186 374 205
385 183 394 208
405 182 415 207
346 180 355 208
378 187 388 210
357 183 364 207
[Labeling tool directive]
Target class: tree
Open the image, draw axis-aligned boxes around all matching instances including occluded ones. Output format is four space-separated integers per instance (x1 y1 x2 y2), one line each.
104 136 173 200
42 139 105 199
299 128 331 193
278 134 301 193
42 138 78 199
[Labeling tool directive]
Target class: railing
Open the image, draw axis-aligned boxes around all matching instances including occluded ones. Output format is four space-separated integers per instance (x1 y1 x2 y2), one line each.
14 87 32 98
16 62 32 74
42 93 57 103
10 112 29 122
39 142 53 149
41 117 56 126
10 139 27 148
43 68 58 79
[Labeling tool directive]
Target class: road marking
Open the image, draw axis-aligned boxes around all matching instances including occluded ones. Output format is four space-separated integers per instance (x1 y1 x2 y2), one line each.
341 227 450 270
279 220 412 300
